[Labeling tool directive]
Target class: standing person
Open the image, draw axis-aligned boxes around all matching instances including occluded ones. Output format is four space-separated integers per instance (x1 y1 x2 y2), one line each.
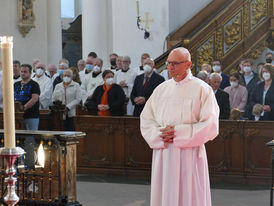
131 58 164 117
211 59 230 89
115 56 137 115
140 47 219 206
224 73 248 112
52 69 82 131
32 63 52 109
14 64 40 130
248 64 274 120
13 60 21 83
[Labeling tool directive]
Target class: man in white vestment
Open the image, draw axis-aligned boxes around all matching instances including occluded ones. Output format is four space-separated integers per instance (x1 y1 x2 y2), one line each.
140 47 219 206
114 56 137 115
33 63 53 109
81 58 104 104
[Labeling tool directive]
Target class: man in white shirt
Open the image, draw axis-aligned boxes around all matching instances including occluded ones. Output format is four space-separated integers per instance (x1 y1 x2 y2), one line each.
47 64 58 84
33 63 53 109
79 57 94 83
77 59 86 82
115 56 137 115
81 58 104 103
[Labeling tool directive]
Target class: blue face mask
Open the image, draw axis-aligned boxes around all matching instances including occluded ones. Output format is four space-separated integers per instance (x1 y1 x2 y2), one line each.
86 64 93 71
58 70 64 76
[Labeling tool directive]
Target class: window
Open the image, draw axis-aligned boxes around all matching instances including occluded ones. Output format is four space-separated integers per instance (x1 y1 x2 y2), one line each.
61 0 75 18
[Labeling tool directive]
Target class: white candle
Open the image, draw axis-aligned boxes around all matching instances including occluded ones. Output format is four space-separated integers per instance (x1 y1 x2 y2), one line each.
136 1 140 16
0 36 16 148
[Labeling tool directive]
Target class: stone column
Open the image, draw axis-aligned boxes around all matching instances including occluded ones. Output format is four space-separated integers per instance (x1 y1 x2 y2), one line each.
47 0 62 66
82 0 112 66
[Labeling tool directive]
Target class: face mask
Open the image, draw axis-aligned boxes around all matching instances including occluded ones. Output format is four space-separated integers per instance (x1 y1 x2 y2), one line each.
36 68 44 76
243 66 251 73
58 70 64 76
110 59 116 66
263 72 271 81
106 77 114 85
86 64 93 71
63 76 71 83
266 58 273 64
93 66 101 73
230 81 238 88
143 65 153 74
212 65 221 72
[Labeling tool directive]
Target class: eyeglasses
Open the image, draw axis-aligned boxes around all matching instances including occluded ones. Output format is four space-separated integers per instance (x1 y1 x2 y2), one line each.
165 61 188 67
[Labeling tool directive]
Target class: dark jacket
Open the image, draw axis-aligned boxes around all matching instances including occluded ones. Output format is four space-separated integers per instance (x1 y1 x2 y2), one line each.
86 84 126 116
240 72 261 117
215 89 230 119
220 73 230 89
248 80 274 120
130 72 165 117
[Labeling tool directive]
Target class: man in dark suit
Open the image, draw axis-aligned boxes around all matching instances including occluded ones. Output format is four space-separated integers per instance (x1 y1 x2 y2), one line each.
131 58 165 117
212 59 230 89
209 72 230 119
239 59 261 118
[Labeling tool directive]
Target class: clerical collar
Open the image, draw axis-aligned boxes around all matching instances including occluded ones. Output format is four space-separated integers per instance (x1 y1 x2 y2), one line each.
139 66 143 71
14 75 20 80
111 66 117 70
92 71 101 78
121 68 129 73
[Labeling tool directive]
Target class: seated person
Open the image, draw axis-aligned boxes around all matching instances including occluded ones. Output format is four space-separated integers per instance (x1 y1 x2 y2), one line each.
248 64 274 120
224 73 248 112
209 73 230 119
52 69 82 131
86 70 126 116
252 104 264 121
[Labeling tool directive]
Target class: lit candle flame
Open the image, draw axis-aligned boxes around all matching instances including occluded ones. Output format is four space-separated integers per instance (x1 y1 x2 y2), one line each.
37 142 45 168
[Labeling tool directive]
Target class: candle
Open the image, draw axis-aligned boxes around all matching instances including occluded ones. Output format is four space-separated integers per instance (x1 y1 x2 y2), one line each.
136 0 140 16
0 36 16 148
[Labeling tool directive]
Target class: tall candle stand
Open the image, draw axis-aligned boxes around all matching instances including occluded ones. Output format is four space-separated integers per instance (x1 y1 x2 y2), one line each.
0 147 25 206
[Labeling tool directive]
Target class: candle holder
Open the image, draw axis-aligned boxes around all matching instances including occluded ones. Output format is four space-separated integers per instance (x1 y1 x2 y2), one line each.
0 147 25 206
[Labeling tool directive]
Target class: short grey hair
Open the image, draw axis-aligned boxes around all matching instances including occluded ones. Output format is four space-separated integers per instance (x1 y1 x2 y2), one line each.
122 56 131 63
209 72 222 81
64 69 73 76
197 71 208 80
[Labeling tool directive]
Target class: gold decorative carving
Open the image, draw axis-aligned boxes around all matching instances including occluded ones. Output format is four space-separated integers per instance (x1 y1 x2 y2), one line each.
243 2 250 37
247 41 267 59
250 0 267 30
196 36 214 70
18 0 36 37
215 27 223 59
224 12 242 53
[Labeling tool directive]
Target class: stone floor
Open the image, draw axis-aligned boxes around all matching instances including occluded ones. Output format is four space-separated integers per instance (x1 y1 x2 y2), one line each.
76 175 270 206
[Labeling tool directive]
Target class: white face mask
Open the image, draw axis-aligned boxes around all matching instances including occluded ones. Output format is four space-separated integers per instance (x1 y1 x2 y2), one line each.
63 76 71 83
230 81 238 88
93 66 101 73
36 68 44 76
143 65 153 74
106 77 114 85
263 72 271 81
243 66 251 73
212 65 221 72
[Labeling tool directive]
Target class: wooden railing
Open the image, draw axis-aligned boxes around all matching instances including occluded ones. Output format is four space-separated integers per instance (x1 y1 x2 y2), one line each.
156 0 274 75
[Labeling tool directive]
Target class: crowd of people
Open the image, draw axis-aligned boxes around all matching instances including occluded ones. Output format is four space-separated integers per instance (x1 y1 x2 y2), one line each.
0 50 272 131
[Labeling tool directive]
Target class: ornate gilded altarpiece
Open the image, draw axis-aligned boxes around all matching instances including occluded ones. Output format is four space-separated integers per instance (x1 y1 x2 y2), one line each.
18 0 35 37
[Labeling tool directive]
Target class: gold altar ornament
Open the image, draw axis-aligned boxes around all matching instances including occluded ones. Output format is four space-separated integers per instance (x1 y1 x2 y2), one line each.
18 0 36 37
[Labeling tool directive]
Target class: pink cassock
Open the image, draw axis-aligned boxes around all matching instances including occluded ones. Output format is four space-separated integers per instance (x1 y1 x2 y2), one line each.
140 72 219 206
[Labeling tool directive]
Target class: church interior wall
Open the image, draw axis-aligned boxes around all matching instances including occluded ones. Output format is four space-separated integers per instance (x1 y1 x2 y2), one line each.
168 0 212 33
0 0 49 66
111 0 169 68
